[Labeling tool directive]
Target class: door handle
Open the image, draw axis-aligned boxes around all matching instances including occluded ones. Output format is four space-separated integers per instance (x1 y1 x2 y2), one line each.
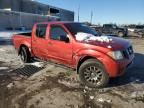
33 39 37 42
48 42 52 46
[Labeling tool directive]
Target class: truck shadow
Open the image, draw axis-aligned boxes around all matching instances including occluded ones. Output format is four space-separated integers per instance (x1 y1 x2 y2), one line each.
109 53 144 87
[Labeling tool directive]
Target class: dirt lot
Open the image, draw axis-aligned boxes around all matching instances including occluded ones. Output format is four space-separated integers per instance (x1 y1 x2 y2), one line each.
0 33 144 108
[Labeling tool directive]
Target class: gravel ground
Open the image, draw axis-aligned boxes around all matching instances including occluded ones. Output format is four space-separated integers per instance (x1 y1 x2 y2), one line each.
0 32 144 108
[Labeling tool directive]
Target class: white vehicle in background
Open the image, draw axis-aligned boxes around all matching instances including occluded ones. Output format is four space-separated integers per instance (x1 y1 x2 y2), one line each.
128 28 135 32
134 25 144 37
128 25 144 38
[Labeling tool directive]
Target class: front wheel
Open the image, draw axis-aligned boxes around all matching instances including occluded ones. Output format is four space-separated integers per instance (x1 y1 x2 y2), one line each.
79 59 109 88
118 32 124 37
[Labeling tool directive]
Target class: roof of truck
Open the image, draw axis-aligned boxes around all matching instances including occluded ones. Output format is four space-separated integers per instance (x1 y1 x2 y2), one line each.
35 21 77 25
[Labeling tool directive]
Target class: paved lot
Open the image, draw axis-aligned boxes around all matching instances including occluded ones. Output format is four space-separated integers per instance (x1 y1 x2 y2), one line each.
0 31 144 108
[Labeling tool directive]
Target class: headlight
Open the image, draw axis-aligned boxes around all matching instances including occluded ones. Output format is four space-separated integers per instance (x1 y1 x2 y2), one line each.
108 51 124 60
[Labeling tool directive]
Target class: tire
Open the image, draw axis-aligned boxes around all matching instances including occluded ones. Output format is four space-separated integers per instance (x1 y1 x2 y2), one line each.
19 47 31 63
118 32 124 37
138 32 143 38
142 34 144 38
79 59 109 88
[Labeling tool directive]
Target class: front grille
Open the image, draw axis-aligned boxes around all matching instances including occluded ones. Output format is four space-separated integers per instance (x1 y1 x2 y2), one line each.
127 46 134 55
122 46 134 59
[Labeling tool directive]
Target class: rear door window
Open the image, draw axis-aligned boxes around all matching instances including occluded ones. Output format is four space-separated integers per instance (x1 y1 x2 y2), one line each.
36 24 47 38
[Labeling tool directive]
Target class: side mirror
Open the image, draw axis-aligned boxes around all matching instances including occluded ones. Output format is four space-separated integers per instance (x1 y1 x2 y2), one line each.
60 35 69 43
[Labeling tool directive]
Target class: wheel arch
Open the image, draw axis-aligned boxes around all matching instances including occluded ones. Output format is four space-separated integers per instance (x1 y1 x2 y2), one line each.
18 44 30 55
76 55 103 74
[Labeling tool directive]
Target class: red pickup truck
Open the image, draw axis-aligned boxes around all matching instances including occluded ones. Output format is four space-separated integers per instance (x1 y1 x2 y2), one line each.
12 22 134 88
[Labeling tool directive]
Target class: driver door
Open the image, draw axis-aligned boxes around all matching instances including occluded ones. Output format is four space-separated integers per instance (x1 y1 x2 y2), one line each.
47 24 73 66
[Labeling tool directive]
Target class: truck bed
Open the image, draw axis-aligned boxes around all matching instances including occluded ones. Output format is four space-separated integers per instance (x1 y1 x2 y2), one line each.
16 32 31 37
12 32 32 50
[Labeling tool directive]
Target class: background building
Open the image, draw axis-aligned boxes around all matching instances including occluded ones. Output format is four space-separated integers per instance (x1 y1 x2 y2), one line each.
0 0 74 30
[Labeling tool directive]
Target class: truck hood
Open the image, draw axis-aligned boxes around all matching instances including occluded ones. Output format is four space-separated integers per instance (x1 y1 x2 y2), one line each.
83 36 130 50
75 32 130 51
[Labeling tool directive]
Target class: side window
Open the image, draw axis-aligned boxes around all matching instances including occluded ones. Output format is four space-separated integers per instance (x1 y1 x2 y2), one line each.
104 25 112 29
36 24 47 38
50 25 67 40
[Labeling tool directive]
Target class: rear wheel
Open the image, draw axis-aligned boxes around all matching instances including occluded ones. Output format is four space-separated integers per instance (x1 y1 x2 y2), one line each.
19 47 31 63
79 59 109 88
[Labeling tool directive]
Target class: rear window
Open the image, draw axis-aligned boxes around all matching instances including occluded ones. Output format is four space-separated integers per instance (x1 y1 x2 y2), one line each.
36 24 47 38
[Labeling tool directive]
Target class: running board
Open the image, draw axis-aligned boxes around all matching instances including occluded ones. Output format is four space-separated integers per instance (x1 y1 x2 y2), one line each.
33 58 75 72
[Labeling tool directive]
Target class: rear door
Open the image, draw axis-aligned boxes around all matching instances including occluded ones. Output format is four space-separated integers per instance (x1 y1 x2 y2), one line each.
47 24 73 66
32 24 49 60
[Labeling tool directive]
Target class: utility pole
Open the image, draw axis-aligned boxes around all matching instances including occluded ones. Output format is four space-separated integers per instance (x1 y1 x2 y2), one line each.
78 4 80 22
90 11 93 24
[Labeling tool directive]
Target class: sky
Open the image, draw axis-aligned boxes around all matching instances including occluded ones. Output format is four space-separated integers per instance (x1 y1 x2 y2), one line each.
36 0 144 24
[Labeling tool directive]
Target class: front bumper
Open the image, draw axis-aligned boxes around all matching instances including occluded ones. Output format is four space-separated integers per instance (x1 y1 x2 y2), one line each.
100 53 134 77
116 59 134 76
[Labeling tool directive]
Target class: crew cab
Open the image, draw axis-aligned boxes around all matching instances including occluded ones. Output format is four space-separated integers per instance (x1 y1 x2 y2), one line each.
12 22 134 88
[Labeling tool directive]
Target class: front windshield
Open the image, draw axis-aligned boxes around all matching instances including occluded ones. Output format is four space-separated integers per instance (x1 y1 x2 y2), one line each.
64 23 98 36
